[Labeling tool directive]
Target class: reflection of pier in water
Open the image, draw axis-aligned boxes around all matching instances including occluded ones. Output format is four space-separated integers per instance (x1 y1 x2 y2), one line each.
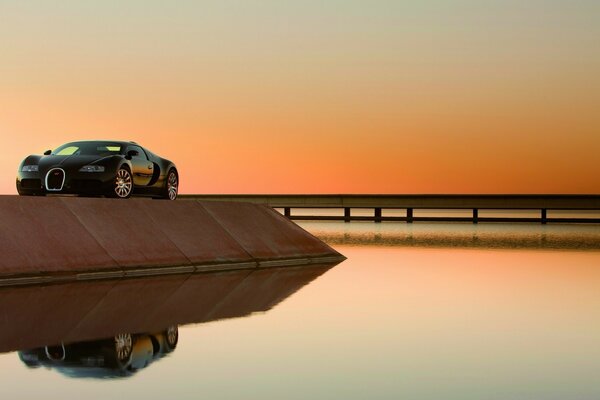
0 264 336 377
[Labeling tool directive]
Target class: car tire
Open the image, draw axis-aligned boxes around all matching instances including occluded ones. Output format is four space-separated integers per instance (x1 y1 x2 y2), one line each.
109 167 133 199
161 169 178 200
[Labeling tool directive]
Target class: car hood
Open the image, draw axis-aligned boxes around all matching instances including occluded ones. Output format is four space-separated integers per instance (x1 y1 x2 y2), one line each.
37 155 111 170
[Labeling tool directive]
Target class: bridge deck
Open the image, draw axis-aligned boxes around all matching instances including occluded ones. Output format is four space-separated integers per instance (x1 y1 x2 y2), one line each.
179 195 600 224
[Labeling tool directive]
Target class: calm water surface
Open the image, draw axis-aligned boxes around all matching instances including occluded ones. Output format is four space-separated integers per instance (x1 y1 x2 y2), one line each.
1 222 599 399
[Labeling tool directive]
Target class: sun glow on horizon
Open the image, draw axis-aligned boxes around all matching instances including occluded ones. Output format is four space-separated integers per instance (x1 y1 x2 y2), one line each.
1 1 598 194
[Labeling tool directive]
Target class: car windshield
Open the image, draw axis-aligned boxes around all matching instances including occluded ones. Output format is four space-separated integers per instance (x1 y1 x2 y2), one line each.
53 142 123 156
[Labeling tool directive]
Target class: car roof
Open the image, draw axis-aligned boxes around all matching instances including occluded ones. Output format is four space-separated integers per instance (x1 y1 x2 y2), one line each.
61 140 140 147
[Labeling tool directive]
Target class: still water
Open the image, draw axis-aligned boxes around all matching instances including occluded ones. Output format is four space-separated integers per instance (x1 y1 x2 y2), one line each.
1 222 599 399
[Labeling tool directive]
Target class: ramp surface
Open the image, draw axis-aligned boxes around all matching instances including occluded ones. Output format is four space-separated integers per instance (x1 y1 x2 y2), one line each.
0 196 344 285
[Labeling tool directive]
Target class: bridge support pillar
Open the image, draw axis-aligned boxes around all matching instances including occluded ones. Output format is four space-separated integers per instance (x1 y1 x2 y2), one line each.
344 207 351 223
407 208 413 223
541 208 547 224
284 207 291 218
374 207 382 223
473 208 479 224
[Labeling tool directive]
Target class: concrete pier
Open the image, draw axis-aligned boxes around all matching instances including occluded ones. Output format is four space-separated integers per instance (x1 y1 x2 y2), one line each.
0 196 344 286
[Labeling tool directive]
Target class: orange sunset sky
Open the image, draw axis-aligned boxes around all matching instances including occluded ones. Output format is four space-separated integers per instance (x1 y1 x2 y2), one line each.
1 1 598 194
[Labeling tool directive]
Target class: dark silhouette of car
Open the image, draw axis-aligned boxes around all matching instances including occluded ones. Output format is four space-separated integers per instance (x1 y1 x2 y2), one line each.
18 326 178 378
16 140 178 199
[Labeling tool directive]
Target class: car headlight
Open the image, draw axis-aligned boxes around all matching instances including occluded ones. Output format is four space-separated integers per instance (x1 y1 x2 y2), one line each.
79 165 105 172
21 165 39 172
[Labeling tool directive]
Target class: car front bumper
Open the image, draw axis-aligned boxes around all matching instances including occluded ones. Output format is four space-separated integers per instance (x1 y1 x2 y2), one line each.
17 170 116 196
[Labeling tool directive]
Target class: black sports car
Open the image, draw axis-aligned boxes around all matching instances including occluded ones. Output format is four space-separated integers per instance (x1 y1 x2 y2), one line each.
16 140 178 199
19 326 179 378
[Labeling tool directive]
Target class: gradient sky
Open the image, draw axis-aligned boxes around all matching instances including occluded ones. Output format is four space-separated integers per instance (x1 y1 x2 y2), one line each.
1 0 598 194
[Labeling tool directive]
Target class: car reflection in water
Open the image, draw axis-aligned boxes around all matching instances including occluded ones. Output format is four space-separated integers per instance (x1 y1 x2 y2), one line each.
18 326 179 378
0 263 340 379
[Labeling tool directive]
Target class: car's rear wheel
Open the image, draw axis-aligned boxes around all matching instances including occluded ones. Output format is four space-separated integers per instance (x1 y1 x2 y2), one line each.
111 167 133 199
161 169 178 200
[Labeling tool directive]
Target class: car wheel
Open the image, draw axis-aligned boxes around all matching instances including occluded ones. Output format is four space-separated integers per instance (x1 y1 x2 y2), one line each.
162 169 178 200
164 325 178 351
111 167 133 199
114 333 133 363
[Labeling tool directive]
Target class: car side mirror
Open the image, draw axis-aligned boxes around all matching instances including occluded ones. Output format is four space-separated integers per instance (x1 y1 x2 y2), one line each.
43 150 51 155
126 150 139 159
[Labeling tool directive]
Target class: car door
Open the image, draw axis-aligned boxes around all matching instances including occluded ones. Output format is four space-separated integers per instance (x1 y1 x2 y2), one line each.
126 145 153 186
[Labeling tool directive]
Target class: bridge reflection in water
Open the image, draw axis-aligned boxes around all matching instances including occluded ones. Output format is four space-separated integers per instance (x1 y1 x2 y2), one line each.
0 263 337 378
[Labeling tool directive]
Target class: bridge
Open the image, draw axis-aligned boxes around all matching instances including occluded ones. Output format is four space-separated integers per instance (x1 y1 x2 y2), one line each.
179 194 600 224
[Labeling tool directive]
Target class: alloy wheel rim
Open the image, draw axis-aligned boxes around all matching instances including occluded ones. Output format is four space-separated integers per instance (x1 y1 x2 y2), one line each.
115 333 132 361
167 172 178 200
115 169 132 198
167 325 178 346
